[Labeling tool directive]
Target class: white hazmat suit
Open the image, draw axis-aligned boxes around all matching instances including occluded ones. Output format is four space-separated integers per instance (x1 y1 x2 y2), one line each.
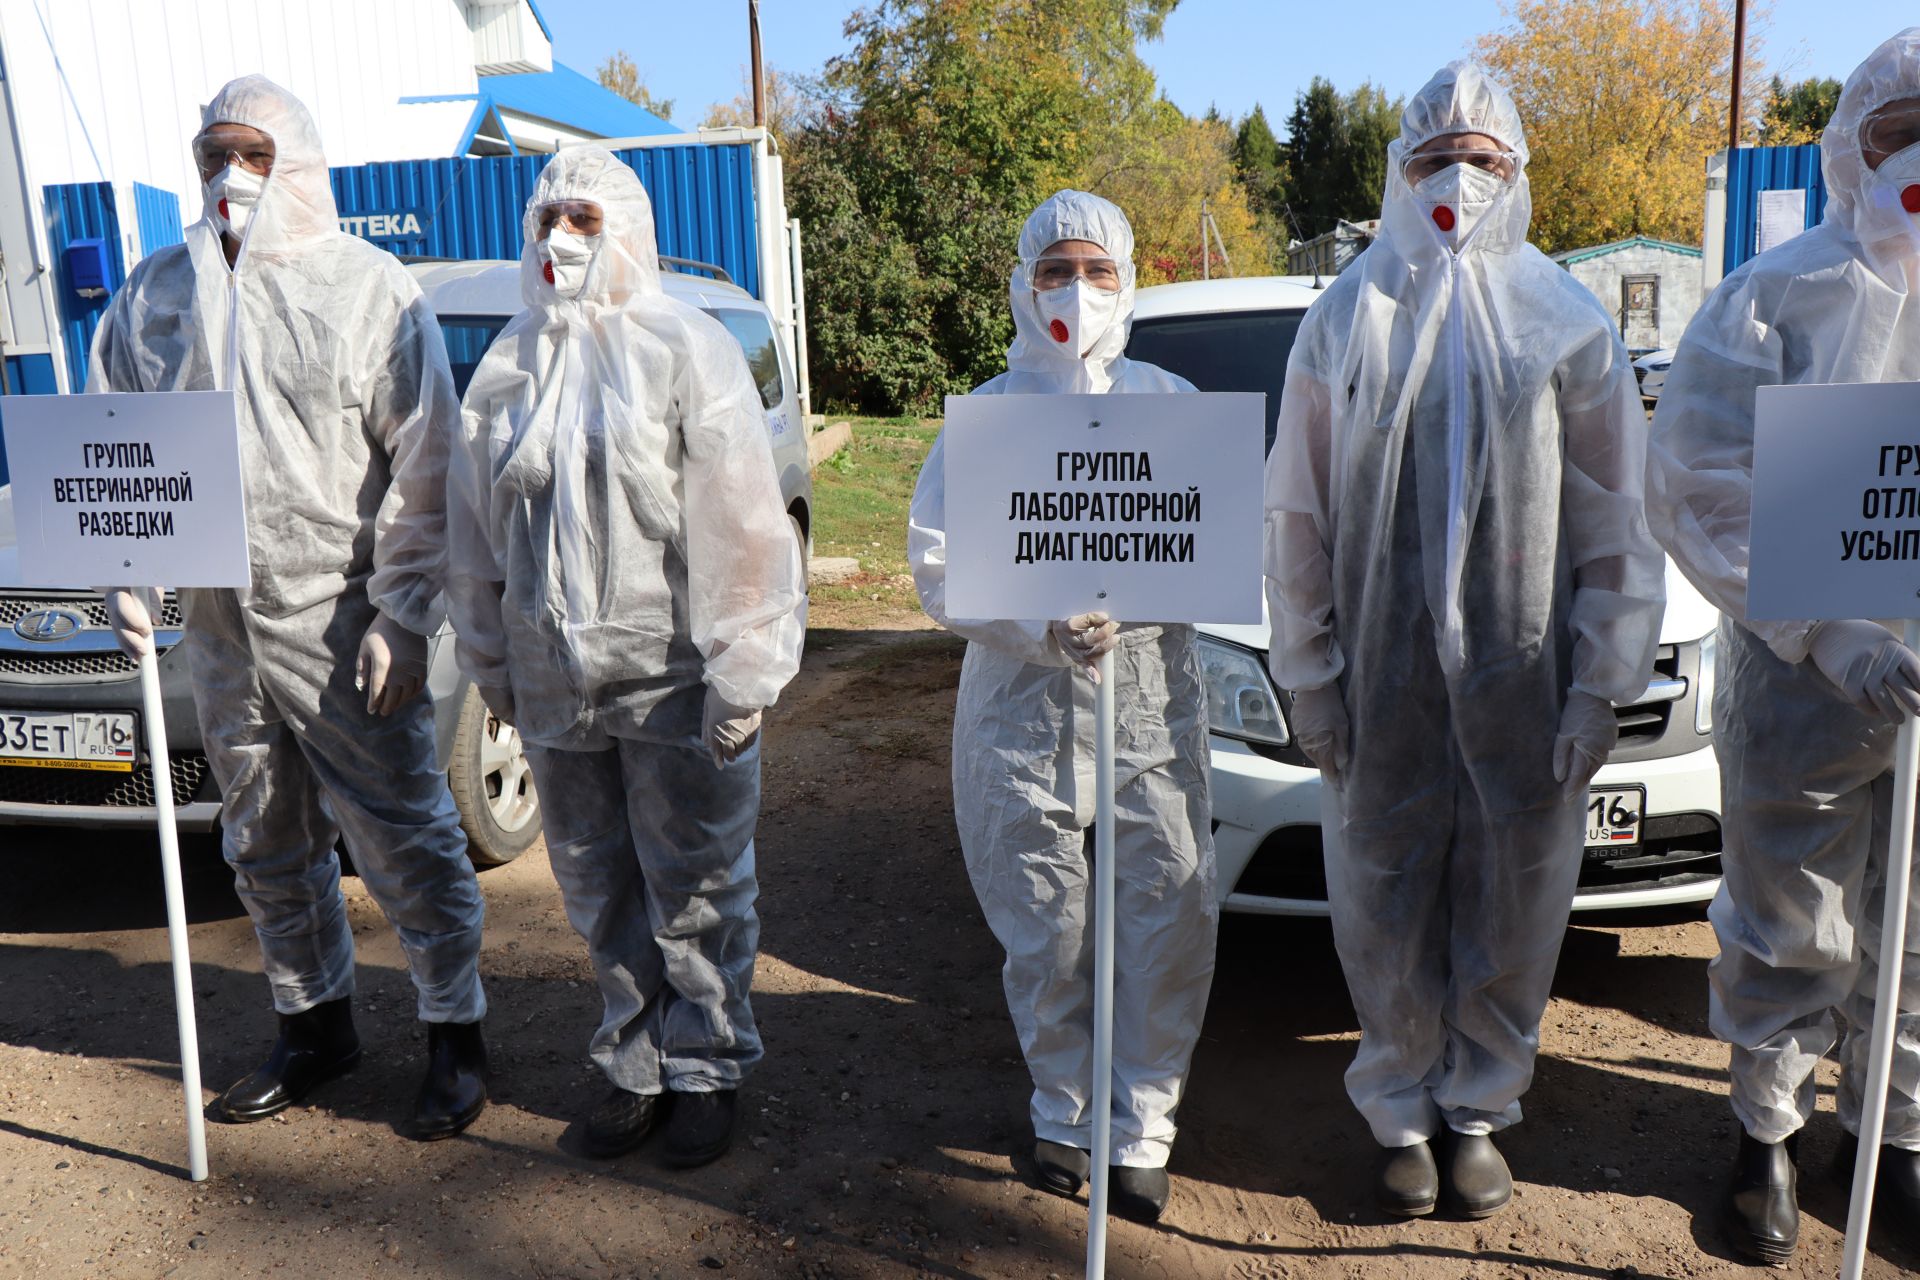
87 76 486 1026
908 190 1219 1170
1648 28 1920 1154
446 146 806 1096
1264 64 1665 1148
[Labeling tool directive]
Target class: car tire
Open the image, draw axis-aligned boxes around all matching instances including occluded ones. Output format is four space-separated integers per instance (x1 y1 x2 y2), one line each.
447 685 541 868
791 513 810 586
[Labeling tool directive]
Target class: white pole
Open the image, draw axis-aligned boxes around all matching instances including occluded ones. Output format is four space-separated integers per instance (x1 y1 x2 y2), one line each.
1839 615 1920 1279
1085 647 1117 1280
139 650 208 1182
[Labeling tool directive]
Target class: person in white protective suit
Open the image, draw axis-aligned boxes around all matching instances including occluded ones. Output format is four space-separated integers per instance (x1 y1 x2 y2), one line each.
1264 63 1665 1219
1647 29 1920 1265
907 190 1218 1225
445 146 806 1169
87 76 488 1139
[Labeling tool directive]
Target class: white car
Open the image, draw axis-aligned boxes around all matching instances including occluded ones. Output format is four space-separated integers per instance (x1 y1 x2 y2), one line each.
1126 276 1724 915
1635 347 1676 406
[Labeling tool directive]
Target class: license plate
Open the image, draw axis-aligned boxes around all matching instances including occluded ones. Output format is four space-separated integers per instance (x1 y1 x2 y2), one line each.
1586 785 1645 849
0 710 138 772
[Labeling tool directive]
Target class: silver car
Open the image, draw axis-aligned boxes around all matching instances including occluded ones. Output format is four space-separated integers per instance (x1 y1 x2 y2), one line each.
0 259 811 866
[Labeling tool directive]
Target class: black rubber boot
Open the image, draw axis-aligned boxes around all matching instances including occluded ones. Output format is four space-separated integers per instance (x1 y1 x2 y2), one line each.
661 1089 736 1169
584 1087 660 1158
1724 1131 1798 1266
1440 1130 1513 1219
1032 1140 1091 1196
1109 1165 1172 1224
219 997 362 1122
1832 1135 1920 1253
408 1021 487 1141
1376 1140 1439 1217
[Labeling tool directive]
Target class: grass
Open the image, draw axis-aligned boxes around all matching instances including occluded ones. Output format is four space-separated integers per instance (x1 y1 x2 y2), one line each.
806 416 943 629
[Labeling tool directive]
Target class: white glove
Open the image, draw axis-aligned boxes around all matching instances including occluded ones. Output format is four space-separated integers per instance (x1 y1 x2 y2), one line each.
101 587 161 660
1289 684 1350 788
1809 619 1920 723
478 685 516 727
1050 612 1122 682
1552 690 1619 800
703 687 763 765
355 612 429 716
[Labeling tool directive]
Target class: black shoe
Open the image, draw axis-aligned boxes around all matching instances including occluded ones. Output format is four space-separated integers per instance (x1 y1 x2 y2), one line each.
661 1089 736 1169
218 997 361 1122
1032 1140 1090 1196
1376 1140 1439 1217
1832 1135 1920 1252
1109 1165 1171 1224
1440 1130 1512 1219
408 1022 487 1141
584 1086 660 1158
1724 1131 1798 1266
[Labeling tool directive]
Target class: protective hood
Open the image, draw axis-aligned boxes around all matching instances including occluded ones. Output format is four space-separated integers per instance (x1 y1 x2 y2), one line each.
191 75 339 258
1005 190 1140 393
1378 61 1532 262
519 145 662 310
1821 27 1920 275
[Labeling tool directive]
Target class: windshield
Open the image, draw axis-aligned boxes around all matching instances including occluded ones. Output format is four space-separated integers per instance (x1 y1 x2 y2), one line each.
1125 308 1306 455
438 316 511 399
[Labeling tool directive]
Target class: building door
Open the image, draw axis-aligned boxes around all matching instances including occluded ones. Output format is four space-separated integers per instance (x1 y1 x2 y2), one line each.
1621 274 1660 350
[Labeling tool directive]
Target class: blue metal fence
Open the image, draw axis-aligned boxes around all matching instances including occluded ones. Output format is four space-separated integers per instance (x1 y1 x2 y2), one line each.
44 182 128 393
328 142 763 298
1723 144 1827 276
133 182 186 257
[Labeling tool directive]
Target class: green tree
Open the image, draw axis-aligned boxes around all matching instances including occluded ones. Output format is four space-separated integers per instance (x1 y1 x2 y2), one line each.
595 51 675 122
1759 75 1842 145
1231 104 1287 217
1275 78 1404 240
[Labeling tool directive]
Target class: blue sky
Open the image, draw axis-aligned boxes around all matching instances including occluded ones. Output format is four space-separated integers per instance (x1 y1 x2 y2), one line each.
536 1 1916 130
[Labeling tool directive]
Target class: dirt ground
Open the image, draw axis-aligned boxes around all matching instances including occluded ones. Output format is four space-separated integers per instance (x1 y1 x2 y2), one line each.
2 622 1915 1280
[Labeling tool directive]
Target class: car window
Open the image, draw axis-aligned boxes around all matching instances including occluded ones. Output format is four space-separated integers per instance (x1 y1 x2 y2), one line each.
1125 308 1308 455
438 317 510 399
709 308 787 411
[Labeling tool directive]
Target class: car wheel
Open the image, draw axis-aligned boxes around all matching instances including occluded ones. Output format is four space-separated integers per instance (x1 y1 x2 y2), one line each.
791 513 810 585
447 685 541 868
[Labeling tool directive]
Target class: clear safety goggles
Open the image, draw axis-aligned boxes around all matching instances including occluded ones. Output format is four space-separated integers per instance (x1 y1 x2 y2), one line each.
1862 102 1920 162
1028 254 1125 293
536 200 606 238
191 132 276 178
1401 147 1520 187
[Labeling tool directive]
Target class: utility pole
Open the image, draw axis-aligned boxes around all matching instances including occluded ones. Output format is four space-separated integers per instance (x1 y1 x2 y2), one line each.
1728 0 1747 150
1201 198 1211 280
749 0 766 128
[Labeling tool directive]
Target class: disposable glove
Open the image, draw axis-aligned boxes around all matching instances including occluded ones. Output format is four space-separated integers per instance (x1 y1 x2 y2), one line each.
703 687 763 765
478 685 516 728
356 611 429 717
1050 612 1122 682
1289 684 1350 788
1552 690 1618 800
1809 619 1920 723
102 587 161 660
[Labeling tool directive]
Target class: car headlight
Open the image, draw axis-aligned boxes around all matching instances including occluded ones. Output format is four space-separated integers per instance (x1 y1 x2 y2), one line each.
1197 635 1290 747
1695 629 1717 735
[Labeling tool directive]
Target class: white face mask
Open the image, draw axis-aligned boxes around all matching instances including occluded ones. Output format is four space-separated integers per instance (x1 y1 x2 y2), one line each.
1873 141 1920 233
206 165 265 240
540 227 601 299
1032 279 1123 358
1413 163 1508 251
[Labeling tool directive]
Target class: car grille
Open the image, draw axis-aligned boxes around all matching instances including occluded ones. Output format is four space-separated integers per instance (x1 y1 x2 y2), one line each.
0 753 213 808
0 595 185 629
0 591 184 681
0 650 142 677
1610 641 1710 764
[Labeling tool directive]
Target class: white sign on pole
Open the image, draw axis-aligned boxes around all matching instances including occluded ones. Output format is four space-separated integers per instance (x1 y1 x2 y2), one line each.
2 390 250 588
943 392 1265 624
1750 379 1920 1280
1749 381 1920 622
1756 188 1808 255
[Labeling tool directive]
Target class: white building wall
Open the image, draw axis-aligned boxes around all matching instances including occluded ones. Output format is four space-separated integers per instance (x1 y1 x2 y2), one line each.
0 0 522 225
1564 243 1706 351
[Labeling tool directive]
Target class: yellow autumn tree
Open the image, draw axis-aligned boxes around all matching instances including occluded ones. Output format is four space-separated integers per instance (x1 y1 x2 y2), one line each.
1477 0 1768 254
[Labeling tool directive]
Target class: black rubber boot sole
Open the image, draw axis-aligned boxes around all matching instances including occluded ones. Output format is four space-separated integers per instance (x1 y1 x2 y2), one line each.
219 1047 362 1123
409 1092 485 1142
